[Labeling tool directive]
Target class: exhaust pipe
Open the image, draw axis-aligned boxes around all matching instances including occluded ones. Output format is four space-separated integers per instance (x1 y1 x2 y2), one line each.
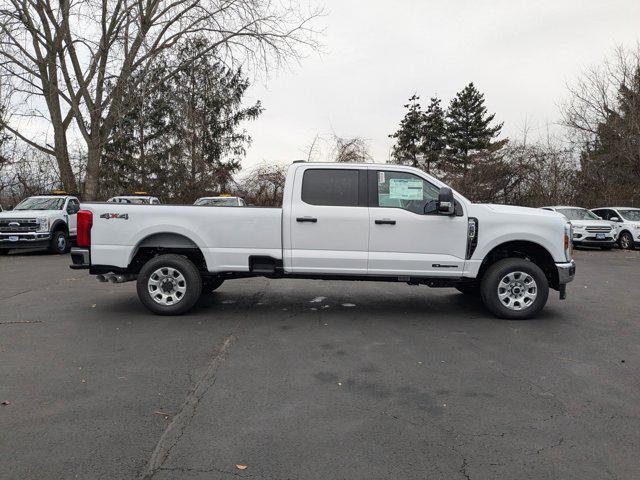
96 273 136 284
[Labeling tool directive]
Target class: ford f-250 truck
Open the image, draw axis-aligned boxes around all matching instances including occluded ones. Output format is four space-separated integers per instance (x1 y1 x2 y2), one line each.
70 163 575 319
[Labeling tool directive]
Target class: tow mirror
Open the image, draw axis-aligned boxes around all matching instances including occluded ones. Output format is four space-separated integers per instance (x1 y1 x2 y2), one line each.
437 187 455 215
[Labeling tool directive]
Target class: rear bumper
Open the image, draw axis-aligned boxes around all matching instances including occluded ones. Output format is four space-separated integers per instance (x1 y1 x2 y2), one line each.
0 233 51 249
70 247 90 269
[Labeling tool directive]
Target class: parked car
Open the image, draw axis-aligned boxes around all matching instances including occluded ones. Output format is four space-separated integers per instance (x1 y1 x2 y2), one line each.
540 206 616 250
194 195 246 207
70 162 575 319
591 207 640 250
0 192 80 254
107 193 161 205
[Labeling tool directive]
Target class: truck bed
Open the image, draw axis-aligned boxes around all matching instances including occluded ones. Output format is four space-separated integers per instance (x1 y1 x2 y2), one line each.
83 203 282 272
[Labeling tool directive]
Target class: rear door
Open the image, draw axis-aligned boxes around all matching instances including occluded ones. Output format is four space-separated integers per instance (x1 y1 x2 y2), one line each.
288 167 369 274
367 169 468 277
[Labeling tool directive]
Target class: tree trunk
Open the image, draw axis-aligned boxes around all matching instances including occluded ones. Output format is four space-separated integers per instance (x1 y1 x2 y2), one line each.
83 140 102 200
53 128 77 194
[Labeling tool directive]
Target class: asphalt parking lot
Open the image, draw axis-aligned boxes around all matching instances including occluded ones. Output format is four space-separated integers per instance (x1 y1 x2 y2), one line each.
1 248 639 479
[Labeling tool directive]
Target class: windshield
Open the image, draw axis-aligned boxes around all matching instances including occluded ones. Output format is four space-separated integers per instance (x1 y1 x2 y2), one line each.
556 208 599 221
619 209 640 221
14 197 64 210
195 198 239 206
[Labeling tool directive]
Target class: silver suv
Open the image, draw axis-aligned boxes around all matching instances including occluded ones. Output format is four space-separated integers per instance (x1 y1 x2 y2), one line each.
541 206 616 250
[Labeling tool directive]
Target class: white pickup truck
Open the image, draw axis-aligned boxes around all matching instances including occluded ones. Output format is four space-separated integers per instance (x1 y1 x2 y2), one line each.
70 163 575 319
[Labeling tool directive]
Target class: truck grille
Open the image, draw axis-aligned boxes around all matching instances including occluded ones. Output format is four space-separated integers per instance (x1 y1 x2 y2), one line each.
0 218 39 232
585 226 611 233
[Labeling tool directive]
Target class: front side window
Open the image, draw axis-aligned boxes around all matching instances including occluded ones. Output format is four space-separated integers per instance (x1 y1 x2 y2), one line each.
619 209 640 221
375 171 439 215
15 197 64 210
302 169 359 207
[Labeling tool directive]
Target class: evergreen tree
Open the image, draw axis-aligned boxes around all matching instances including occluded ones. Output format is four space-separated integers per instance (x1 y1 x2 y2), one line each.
422 97 446 173
389 94 425 168
445 83 505 188
101 38 262 202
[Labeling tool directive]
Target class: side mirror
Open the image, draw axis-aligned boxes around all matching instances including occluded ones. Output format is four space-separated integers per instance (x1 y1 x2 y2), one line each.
437 187 455 215
610 217 620 222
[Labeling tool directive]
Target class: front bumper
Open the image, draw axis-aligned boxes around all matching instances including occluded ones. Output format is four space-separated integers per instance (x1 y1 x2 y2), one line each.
70 247 90 269
556 260 576 300
0 232 51 249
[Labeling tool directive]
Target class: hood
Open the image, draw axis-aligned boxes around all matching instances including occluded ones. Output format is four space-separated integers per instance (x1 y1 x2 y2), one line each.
483 204 563 218
0 210 59 218
569 219 612 228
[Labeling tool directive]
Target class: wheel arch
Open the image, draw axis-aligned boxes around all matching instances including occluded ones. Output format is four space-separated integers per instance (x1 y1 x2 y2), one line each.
50 219 68 233
127 232 207 273
477 240 559 289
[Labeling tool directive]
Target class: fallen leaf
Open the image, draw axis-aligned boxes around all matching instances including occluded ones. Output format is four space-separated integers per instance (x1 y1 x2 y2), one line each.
154 410 171 417
1 400 10 406
235 464 247 470
81 379 86 383
91 304 96 308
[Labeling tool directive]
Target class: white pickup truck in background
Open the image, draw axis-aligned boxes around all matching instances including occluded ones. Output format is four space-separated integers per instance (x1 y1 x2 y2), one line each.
70 162 575 319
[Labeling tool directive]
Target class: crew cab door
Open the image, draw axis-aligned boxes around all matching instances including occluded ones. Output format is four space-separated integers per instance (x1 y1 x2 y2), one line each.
367 169 468 277
65 198 80 236
287 167 369 274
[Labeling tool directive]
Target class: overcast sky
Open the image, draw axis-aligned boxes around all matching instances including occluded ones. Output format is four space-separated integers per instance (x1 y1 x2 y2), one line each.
242 0 640 168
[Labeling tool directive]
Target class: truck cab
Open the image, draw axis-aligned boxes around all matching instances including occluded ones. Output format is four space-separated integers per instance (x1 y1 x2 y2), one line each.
0 193 80 254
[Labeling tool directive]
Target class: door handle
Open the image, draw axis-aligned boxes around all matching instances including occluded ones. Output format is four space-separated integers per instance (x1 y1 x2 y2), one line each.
296 216 318 223
375 219 396 225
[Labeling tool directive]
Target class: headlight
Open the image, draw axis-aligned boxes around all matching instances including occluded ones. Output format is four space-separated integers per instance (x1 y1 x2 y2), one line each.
572 224 584 230
564 222 573 261
633 225 640 230
36 217 49 232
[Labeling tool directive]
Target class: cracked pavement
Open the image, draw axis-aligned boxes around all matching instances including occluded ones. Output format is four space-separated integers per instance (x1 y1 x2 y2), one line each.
1 248 640 479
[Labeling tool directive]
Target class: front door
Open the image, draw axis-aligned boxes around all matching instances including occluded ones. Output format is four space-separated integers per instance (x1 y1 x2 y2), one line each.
367 169 468 277
288 168 369 274
65 198 80 236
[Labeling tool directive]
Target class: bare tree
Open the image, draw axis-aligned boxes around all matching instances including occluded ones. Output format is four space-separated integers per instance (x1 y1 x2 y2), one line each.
331 135 372 163
0 0 322 198
237 162 286 206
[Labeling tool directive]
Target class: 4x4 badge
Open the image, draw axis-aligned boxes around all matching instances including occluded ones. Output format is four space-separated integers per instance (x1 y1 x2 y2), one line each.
100 213 129 220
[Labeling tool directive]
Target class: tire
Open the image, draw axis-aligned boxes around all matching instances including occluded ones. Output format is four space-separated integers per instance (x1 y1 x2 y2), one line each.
480 258 549 320
456 284 480 296
49 230 69 254
202 277 224 294
619 232 634 250
136 254 202 315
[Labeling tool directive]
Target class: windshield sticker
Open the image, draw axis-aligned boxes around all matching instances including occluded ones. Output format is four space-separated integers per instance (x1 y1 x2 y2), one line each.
389 178 423 200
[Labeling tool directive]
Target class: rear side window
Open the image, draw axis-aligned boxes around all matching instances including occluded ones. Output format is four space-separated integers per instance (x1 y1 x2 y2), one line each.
302 169 359 207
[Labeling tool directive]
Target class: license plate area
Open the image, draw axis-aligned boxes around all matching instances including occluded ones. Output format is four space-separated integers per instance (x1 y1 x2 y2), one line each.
596 233 605 240
8 235 19 242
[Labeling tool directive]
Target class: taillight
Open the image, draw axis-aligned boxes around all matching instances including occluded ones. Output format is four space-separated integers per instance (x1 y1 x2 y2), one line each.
77 210 93 248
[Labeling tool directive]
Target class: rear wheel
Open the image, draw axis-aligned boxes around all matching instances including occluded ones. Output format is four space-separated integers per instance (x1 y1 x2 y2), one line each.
619 232 634 250
480 258 549 320
49 230 69 254
136 254 202 315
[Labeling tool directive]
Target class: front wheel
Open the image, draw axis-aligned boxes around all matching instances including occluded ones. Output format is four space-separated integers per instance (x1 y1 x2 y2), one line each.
619 232 634 250
49 230 69 254
136 254 202 315
480 258 549 320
